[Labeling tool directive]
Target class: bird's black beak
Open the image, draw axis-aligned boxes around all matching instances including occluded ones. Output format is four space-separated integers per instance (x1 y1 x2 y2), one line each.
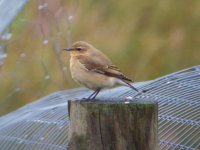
63 48 74 51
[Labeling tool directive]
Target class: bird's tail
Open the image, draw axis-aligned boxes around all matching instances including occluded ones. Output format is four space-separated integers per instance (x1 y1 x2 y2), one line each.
116 79 139 92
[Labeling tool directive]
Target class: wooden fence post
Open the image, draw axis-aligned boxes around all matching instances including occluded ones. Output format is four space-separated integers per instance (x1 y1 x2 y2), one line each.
68 99 157 150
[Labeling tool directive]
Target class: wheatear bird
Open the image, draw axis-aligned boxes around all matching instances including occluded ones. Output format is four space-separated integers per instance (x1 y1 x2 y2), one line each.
64 41 139 99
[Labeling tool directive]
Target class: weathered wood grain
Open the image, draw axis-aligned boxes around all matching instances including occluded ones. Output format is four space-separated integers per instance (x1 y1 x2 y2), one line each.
68 99 157 150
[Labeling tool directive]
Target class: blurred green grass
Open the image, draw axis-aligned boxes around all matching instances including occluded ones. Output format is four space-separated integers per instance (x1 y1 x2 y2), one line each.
0 0 200 115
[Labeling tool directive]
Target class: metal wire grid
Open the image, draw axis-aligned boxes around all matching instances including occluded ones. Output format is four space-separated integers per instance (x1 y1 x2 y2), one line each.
0 0 77 116
0 65 199 150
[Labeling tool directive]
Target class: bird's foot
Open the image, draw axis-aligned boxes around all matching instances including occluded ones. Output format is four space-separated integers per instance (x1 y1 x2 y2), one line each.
80 96 95 101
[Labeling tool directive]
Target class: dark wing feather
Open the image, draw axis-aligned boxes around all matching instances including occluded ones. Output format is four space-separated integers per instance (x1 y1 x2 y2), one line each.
77 54 133 82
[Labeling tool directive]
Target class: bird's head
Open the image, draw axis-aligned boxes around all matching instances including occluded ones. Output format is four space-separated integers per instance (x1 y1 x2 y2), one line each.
64 41 94 56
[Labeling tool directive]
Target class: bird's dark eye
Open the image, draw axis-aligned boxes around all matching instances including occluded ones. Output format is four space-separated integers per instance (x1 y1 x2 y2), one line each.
76 47 82 51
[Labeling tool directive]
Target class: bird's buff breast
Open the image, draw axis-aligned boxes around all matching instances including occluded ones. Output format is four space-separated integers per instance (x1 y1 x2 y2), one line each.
70 57 116 90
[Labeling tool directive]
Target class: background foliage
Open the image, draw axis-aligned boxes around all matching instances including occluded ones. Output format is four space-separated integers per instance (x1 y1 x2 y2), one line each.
0 0 200 115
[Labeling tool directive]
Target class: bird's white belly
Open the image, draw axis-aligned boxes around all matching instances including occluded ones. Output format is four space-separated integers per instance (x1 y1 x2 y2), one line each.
70 57 116 90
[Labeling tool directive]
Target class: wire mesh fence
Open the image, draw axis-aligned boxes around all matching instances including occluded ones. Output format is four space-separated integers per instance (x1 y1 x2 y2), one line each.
0 0 79 116
0 65 199 149
1 0 200 117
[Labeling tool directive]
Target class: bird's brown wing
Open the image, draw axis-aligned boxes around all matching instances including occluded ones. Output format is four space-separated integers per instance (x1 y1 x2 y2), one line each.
77 54 133 82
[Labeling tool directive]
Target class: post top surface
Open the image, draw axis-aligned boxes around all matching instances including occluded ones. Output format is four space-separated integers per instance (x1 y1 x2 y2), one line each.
68 98 157 105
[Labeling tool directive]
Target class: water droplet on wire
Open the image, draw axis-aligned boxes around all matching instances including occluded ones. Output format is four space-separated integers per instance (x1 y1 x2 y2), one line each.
68 15 73 20
126 96 133 100
20 53 26 58
1 33 12 40
40 137 45 141
44 75 50 80
43 39 49 45
38 3 48 10
15 87 21 92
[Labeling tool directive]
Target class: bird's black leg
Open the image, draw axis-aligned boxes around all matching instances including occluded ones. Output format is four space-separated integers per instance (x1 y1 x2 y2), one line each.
86 89 101 100
91 88 101 99
87 90 98 99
